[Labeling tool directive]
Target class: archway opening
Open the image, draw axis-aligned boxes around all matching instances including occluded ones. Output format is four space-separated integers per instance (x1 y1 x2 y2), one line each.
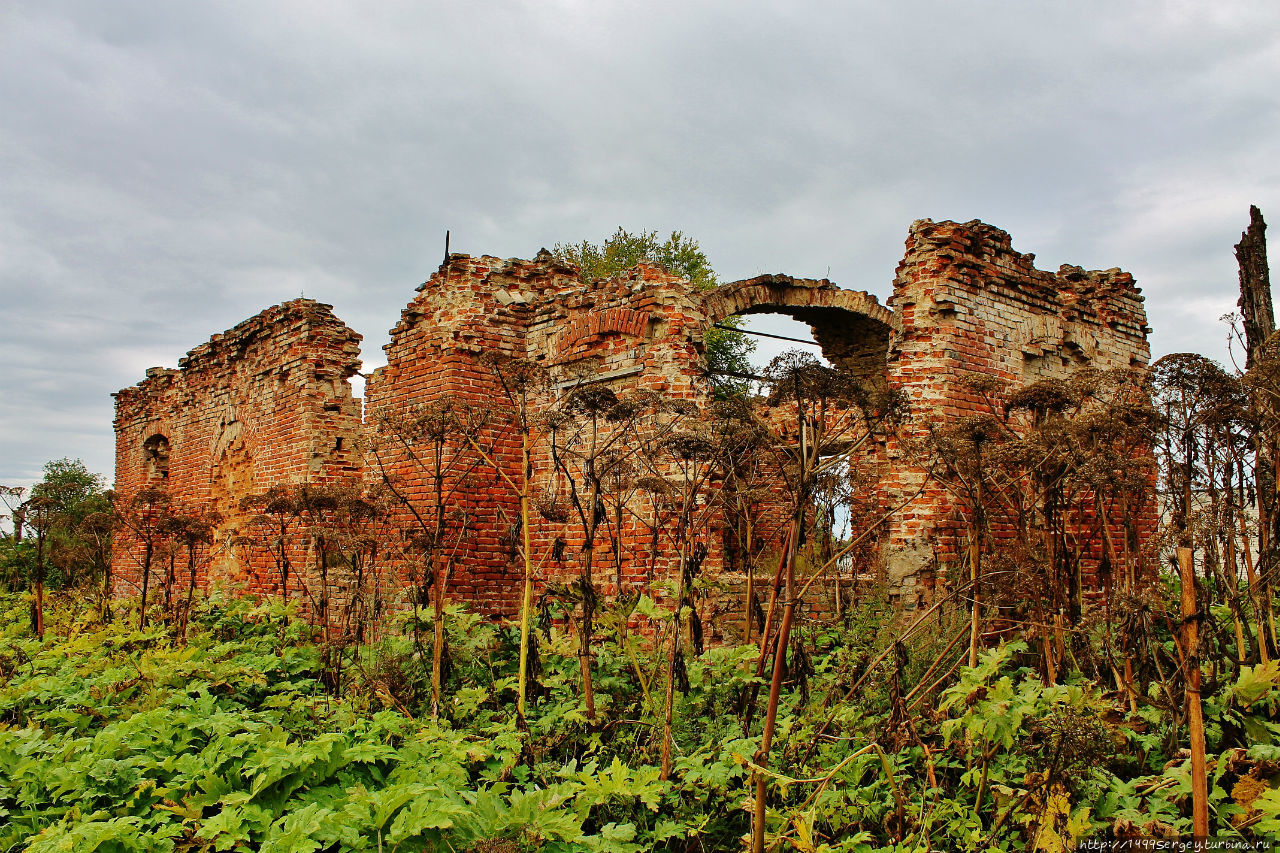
708 304 892 392
734 312 830 373
701 275 895 394
701 298 896 623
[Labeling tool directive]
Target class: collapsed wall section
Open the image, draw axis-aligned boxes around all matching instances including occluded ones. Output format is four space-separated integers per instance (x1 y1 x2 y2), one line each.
363 252 726 617
111 299 362 599
364 254 557 615
883 219 1153 597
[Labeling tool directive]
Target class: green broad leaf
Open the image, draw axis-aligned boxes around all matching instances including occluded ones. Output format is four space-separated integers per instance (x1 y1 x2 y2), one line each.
342 740 398 765
501 787 580 840
673 749 747 790
651 819 686 843
386 792 464 843
1233 660 1280 708
567 756 667 819
1246 742 1280 761
24 813 178 853
579 822 643 853
450 686 490 718
1252 787 1280 835
195 802 274 850
262 802 332 853
632 594 664 621
361 782 429 830
245 731 347 808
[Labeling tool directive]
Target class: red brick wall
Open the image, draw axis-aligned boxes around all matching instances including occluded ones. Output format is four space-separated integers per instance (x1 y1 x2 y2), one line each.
883 219 1154 601
111 299 363 605
111 219 1154 628
362 253 734 622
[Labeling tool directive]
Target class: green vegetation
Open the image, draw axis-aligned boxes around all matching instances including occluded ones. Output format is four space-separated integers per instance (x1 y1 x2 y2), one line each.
2 459 113 636
6 349 1280 849
7 347 1280 849
1 580 1278 851
6 222 1280 849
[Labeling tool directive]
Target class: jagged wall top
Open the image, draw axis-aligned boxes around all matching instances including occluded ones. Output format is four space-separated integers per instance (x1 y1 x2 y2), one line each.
115 299 362 409
899 219 1148 337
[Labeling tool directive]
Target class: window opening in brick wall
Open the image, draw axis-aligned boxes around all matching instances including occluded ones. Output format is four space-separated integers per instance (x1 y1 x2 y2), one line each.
143 434 170 482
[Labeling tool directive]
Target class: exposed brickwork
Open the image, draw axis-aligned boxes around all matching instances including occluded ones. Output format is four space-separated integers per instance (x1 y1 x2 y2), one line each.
883 219 1153 599
364 253 737 622
112 300 362 599
112 219 1152 624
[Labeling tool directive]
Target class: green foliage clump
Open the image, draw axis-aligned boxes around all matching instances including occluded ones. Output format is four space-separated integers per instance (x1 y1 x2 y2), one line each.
3 458 112 594
0 593 751 852
2 582 1280 851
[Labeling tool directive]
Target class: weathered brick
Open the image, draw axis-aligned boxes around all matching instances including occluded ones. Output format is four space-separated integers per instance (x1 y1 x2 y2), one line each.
112 219 1152 626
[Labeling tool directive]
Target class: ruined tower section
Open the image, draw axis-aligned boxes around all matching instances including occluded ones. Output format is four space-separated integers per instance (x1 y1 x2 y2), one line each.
883 219 1152 596
364 251 724 615
111 299 363 597
365 254 557 615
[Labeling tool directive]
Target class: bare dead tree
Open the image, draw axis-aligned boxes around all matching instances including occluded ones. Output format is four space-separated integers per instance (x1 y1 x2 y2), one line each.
931 410 1003 669
238 486 303 614
337 483 398 646
18 495 56 638
1235 205 1280 660
747 351 905 853
113 487 175 630
646 424 722 780
549 386 665 723
460 354 562 724
1237 205 1273 370
289 482 383 692
373 398 482 718
81 507 116 622
161 505 220 641
709 398 782 642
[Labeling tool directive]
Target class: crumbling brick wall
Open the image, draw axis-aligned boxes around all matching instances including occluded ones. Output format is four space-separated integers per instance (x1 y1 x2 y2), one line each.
363 252 742 621
111 218 1152 626
883 219 1154 600
111 299 362 600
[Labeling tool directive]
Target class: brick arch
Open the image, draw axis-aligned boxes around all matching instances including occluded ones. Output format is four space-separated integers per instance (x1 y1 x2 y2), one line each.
701 274 898 382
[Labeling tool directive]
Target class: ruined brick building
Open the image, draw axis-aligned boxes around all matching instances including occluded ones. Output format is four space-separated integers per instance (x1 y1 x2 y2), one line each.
112 219 1151 627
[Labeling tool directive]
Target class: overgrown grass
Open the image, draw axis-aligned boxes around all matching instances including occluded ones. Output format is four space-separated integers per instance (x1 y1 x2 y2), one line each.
1 587 1278 851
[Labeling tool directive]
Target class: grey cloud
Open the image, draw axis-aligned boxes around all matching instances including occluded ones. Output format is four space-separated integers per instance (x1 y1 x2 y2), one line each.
2 0 1278 487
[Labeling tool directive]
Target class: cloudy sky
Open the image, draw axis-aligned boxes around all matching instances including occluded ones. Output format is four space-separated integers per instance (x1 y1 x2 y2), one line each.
2 0 1278 489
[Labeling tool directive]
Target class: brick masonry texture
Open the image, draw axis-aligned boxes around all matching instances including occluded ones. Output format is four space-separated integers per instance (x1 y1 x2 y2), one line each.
111 219 1151 626
112 300 363 599
884 220 1152 598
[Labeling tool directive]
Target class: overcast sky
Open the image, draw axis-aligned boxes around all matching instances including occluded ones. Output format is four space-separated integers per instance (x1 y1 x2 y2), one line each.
2 0 1278 490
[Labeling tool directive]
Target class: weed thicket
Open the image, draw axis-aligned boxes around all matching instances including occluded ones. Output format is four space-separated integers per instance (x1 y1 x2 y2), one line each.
1 583 1278 852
